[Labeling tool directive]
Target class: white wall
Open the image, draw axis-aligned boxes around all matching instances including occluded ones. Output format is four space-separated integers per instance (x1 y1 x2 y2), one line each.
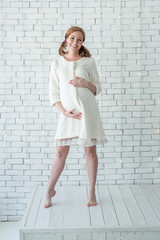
0 0 160 221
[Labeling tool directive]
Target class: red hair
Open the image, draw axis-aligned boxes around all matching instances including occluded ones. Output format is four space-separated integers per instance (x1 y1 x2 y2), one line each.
59 26 91 57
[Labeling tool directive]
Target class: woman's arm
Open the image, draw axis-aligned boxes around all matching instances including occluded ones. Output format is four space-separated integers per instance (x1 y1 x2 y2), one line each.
69 58 101 96
69 77 97 95
54 102 82 120
85 80 97 95
54 101 67 115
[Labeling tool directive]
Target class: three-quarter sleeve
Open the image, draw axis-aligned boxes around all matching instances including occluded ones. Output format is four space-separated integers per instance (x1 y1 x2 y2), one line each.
89 58 102 96
49 61 61 106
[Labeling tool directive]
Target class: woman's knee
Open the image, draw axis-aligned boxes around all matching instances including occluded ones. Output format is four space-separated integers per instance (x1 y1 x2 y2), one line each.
56 146 70 160
84 146 97 158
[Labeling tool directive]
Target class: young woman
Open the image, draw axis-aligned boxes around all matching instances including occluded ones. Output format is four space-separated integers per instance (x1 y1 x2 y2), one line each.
44 26 107 208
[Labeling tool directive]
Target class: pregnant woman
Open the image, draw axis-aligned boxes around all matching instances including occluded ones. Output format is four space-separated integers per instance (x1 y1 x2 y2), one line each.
44 26 107 208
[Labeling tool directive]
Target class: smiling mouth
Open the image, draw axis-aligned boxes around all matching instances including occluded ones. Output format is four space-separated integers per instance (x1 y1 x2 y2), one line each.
71 45 78 48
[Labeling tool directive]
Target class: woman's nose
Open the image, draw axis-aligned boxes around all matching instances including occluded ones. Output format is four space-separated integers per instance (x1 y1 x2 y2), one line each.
73 39 78 44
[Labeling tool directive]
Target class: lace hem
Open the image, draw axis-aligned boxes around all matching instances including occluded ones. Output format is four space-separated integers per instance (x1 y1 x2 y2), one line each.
54 136 108 147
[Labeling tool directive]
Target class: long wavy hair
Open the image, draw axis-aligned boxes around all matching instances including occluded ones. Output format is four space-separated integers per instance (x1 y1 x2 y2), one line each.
59 26 91 57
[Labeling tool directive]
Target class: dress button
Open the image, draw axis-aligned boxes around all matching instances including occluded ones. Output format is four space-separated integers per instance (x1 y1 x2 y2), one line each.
69 62 75 78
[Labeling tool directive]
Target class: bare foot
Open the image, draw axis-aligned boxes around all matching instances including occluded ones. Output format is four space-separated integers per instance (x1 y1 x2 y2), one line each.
44 190 56 208
87 191 98 207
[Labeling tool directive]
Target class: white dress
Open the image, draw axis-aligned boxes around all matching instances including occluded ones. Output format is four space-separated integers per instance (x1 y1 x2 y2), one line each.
49 55 108 146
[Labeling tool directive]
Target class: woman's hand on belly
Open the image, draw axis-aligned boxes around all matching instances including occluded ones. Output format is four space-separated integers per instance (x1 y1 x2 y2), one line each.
69 76 87 88
63 108 82 120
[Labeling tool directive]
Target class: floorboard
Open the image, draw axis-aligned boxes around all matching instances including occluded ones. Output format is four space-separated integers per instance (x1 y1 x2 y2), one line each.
119 185 147 226
140 185 160 221
98 185 118 226
109 185 133 227
131 185 160 226
20 184 160 240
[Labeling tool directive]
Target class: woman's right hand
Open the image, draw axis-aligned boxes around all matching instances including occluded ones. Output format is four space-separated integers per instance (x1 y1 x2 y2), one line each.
63 109 82 120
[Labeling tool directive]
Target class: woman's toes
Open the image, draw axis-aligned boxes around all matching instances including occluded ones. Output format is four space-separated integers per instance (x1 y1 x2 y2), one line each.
44 190 56 208
44 199 51 208
87 201 98 207
44 202 51 208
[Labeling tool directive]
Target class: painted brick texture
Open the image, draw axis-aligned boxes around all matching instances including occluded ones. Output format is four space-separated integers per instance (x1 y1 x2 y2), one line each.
0 0 160 220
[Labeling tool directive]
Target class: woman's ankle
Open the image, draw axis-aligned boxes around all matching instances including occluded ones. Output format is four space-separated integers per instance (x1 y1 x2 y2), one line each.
89 186 95 194
46 187 56 196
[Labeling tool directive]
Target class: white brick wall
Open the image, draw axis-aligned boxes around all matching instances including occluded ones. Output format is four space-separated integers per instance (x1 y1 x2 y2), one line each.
0 0 160 221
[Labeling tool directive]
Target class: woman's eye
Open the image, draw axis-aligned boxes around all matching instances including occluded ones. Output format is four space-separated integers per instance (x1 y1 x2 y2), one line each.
70 37 82 41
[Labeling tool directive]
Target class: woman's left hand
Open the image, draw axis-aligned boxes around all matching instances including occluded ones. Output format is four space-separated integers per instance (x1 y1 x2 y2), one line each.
69 77 87 88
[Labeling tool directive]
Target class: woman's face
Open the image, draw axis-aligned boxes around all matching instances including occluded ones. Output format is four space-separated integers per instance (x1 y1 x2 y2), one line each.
66 31 83 54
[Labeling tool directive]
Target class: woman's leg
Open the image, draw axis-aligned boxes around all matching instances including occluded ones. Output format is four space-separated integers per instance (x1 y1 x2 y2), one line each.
84 145 98 207
44 145 70 208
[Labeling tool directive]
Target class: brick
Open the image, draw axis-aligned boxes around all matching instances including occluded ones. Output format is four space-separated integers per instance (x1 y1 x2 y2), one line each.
68 176 87 181
0 210 16 215
117 180 134 184
117 169 134 174
0 187 15 193
25 171 41 176
105 174 123 180
63 170 79 176
0 193 6 198
8 204 25 210
7 192 25 198
31 176 48 181
124 174 142 180
143 173 160 179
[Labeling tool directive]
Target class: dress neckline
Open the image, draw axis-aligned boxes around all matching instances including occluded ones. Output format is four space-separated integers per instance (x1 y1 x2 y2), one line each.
62 55 84 62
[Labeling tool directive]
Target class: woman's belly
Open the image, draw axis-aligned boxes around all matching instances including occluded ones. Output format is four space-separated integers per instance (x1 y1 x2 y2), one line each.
61 86 96 113
59 69 97 113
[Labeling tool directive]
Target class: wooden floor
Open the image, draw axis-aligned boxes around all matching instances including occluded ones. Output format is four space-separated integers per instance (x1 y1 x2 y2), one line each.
20 185 160 240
